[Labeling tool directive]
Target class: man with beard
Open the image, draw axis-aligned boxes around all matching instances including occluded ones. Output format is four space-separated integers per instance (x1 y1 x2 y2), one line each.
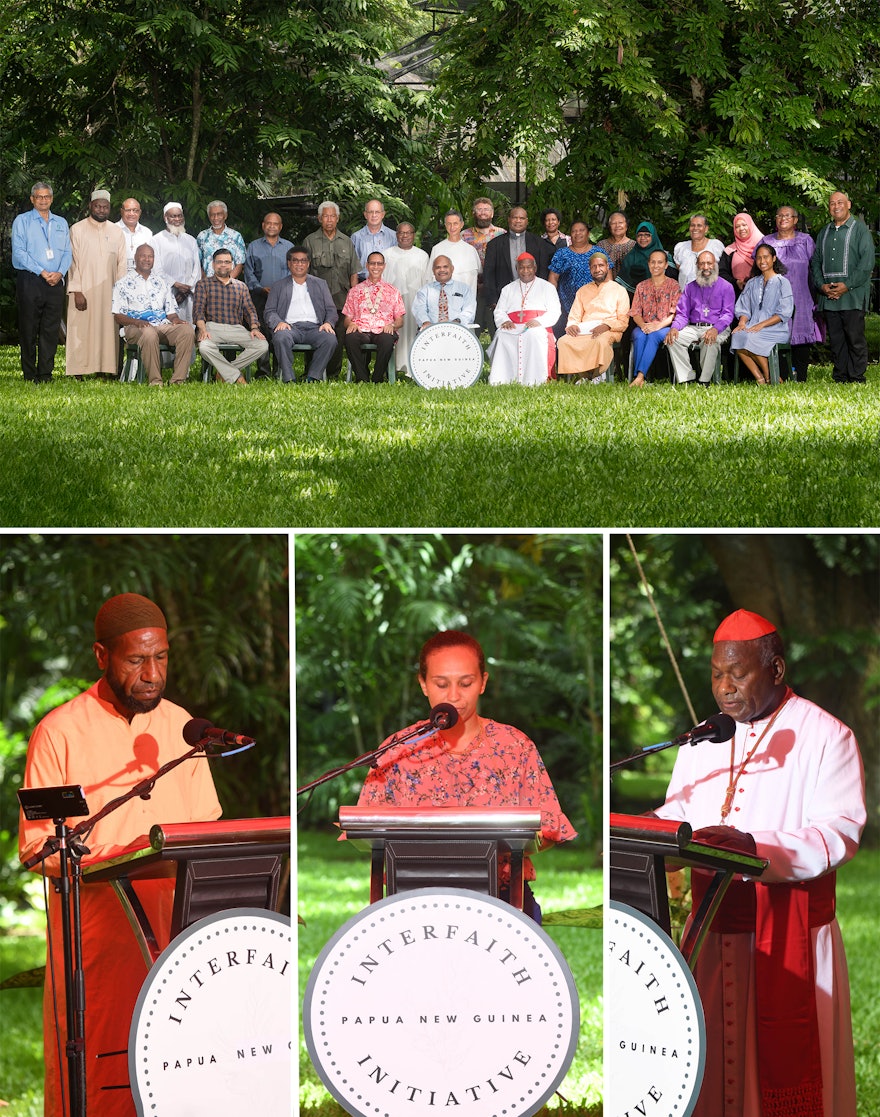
463 196 504 337
652 609 864 1117
19 593 222 1117
66 190 128 378
556 250 629 382
665 250 735 384
150 203 202 323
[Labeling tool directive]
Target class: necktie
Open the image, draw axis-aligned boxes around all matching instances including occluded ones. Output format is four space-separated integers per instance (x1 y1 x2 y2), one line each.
438 285 449 321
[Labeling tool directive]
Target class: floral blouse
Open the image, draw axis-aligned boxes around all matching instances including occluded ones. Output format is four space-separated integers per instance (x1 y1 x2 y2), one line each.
630 276 681 323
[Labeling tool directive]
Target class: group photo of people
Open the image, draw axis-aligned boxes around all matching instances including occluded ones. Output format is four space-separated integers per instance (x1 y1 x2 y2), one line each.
11 185 874 390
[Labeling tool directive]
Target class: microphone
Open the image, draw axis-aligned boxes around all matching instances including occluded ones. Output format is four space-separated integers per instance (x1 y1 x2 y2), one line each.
182 718 256 748
641 713 735 754
677 713 736 746
428 703 459 730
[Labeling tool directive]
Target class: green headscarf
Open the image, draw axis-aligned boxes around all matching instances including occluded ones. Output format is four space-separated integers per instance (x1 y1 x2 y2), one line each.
618 221 665 291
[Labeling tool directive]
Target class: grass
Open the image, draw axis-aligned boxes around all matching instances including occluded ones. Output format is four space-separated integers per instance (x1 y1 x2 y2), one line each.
296 829 603 1115
0 337 878 528
0 932 46 1116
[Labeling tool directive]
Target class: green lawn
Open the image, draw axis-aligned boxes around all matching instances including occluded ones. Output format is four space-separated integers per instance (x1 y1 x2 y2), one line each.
1 339 878 528
296 829 603 1116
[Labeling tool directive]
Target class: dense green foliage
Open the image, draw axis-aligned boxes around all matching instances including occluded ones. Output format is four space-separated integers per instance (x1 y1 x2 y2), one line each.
297 830 603 1114
609 533 880 837
0 534 290 914
295 533 601 845
0 346 879 528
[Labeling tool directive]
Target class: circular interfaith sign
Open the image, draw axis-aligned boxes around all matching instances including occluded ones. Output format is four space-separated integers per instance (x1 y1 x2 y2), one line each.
408 322 485 388
304 888 580 1117
606 901 705 1117
129 909 291 1117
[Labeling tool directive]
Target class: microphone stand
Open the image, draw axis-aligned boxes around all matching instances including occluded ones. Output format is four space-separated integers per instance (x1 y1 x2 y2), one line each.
297 720 437 796
22 734 225 1117
610 735 693 775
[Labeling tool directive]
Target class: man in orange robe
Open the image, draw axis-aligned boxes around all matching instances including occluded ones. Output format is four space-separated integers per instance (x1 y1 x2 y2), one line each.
19 593 222 1117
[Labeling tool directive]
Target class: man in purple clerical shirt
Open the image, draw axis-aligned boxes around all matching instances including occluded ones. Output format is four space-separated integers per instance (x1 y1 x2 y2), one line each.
665 251 735 385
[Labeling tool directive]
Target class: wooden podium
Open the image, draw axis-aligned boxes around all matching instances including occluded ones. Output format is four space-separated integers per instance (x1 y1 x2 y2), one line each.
338 806 541 910
82 816 290 965
609 812 767 966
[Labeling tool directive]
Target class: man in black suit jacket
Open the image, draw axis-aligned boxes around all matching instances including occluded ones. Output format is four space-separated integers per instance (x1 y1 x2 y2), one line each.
264 246 339 382
482 206 554 312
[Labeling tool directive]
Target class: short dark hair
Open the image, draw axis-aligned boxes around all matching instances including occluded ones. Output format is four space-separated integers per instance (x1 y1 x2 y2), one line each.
366 252 385 264
286 245 310 261
540 208 563 223
419 631 486 678
212 248 233 262
444 209 464 222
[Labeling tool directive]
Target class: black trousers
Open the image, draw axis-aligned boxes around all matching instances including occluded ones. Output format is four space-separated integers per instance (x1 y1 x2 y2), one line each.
344 330 398 382
16 271 65 381
825 309 868 383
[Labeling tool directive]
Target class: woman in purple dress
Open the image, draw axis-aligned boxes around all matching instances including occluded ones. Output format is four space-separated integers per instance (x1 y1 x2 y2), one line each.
756 204 822 380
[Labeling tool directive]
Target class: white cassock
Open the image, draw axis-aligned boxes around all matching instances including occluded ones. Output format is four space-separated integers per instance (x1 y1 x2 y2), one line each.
383 244 430 373
426 239 481 296
150 229 202 322
655 690 865 1117
487 277 561 386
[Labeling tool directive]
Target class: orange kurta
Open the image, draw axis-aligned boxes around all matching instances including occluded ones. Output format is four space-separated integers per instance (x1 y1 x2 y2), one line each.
19 680 222 1117
556 280 630 377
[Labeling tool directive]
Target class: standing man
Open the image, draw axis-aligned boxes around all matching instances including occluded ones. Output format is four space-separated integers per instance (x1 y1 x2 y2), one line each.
149 203 202 322
426 210 482 297
342 252 405 383
673 214 725 289
116 198 153 273
197 201 246 278
303 201 360 380
112 244 195 385
264 246 338 383
665 250 735 385
382 222 430 375
350 198 397 278
19 593 222 1117
193 249 268 384
462 196 505 338
66 189 128 379
556 250 629 382
412 256 476 330
810 191 874 384
11 181 71 383
244 212 294 377
482 206 553 318
653 609 865 1117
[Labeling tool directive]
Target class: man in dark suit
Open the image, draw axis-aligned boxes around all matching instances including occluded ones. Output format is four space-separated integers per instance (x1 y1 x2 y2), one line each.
264 246 339 382
482 206 554 315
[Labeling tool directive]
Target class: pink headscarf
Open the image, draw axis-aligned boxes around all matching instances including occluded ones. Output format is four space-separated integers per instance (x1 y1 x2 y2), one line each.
725 213 764 283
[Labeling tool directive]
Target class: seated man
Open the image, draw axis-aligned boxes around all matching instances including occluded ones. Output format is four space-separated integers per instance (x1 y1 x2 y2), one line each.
264 246 338 383
112 244 195 385
487 252 561 386
192 249 268 385
412 256 477 330
342 252 405 383
665 250 735 385
556 250 630 382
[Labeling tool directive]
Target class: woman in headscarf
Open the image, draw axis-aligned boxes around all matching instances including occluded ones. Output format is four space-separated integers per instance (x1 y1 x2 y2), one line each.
721 213 764 292
617 221 667 294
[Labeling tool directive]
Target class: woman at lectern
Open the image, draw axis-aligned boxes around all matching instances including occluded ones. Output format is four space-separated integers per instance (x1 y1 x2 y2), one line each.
357 630 576 922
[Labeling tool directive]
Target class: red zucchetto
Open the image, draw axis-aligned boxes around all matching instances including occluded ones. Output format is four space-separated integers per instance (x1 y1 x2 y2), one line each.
713 609 777 643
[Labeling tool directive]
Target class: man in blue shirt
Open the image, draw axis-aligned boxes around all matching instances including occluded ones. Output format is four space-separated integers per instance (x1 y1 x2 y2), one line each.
412 256 477 329
11 182 71 382
350 199 397 279
244 212 293 377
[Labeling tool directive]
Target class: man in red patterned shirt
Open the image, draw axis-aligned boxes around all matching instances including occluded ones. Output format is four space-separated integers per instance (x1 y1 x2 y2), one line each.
342 252 405 383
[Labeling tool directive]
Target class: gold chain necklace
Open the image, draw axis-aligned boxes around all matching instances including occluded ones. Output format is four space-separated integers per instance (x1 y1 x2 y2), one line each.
720 690 790 822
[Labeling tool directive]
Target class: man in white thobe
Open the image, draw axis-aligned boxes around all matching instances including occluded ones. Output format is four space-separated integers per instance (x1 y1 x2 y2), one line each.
382 222 430 375
150 204 202 323
66 189 128 377
487 253 561 386
654 609 865 1117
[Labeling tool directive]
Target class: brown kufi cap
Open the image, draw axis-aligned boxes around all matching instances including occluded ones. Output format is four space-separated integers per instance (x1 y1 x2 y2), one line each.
95 593 167 643
713 609 777 643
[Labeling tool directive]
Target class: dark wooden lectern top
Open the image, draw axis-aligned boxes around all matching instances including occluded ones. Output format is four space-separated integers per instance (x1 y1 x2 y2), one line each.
339 806 541 910
82 816 290 964
609 812 767 968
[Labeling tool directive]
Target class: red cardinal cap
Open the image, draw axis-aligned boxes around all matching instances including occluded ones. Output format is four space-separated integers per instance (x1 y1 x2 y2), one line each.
713 609 777 642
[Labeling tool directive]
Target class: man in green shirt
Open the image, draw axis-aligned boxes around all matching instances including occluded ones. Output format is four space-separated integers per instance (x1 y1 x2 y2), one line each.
303 201 360 379
810 191 874 384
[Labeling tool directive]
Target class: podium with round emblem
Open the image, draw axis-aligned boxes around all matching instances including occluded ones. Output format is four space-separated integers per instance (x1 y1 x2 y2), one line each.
408 322 485 389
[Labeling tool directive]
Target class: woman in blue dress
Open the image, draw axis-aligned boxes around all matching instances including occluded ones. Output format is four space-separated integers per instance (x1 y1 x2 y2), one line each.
729 244 793 384
547 220 599 338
